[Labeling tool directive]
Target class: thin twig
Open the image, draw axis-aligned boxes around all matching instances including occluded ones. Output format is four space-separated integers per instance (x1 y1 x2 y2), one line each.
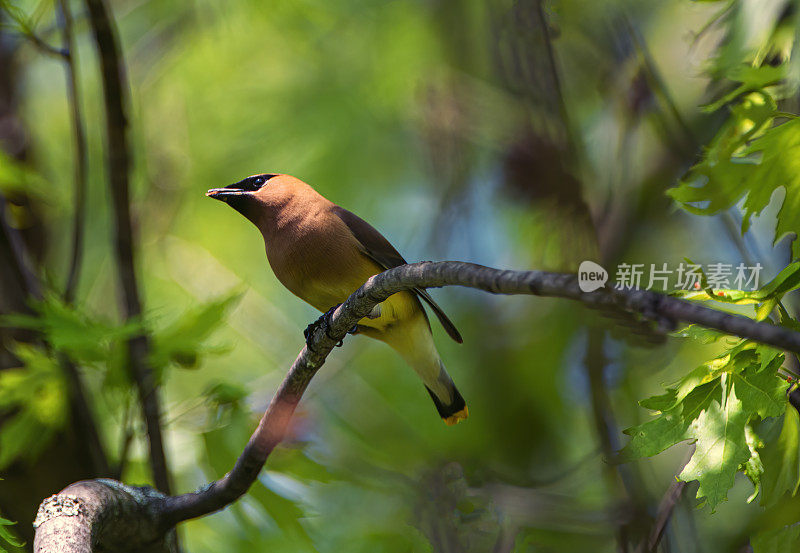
0 4 69 59
640 481 686 553
52 0 109 472
585 327 633 552
60 353 112 476
58 0 88 303
534 0 582 160
112 396 135 480
635 445 695 553
623 15 696 153
82 0 172 494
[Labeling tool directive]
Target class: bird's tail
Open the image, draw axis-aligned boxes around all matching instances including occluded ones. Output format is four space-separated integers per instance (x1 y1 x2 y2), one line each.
425 370 469 426
370 309 468 425
392 342 468 425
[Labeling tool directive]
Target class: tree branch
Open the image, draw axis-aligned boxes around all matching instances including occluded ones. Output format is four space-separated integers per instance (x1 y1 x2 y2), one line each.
637 480 686 553
634 445 695 553
82 0 172 494
58 0 88 303
32 261 800 551
33 480 175 553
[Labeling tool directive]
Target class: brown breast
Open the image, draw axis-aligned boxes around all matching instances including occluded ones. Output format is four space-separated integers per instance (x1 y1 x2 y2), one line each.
265 203 382 312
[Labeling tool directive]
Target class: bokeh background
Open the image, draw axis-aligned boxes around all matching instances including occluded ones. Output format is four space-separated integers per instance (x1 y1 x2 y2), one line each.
1 0 798 551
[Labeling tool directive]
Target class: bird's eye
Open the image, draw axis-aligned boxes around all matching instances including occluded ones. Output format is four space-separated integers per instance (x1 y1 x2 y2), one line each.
251 177 265 189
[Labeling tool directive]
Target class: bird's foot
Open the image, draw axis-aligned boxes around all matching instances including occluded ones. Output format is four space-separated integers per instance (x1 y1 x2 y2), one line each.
304 305 338 349
303 304 359 351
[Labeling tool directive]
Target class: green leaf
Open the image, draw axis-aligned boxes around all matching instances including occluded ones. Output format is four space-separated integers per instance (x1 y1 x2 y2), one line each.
626 339 789 510
731 355 788 419
669 111 800 257
0 295 140 364
267 447 336 484
622 338 784 495
149 291 242 372
703 67 784 112
0 343 68 470
620 381 720 460
679 386 750 511
752 523 800 553
205 381 248 407
248 480 316 551
755 262 800 300
672 324 726 344
759 409 800 507
638 388 678 412
744 424 764 503
0 514 23 550
755 298 778 321
753 344 783 370
778 303 800 332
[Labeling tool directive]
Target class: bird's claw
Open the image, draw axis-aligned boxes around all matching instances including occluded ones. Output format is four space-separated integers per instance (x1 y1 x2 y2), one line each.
305 304 356 352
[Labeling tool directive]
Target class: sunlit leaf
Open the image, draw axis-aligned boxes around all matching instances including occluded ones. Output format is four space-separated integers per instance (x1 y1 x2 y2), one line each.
672 324 726 344
679 386 750 511
620 380 720 460
669 116 800 257
731 355 788 419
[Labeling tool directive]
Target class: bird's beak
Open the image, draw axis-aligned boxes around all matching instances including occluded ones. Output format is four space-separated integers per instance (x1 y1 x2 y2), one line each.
206 183 250 201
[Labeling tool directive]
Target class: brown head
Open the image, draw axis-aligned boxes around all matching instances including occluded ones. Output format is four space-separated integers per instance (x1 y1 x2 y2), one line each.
207 173 326 231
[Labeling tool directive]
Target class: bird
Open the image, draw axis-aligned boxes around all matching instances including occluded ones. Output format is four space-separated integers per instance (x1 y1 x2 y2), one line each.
206 173 468 425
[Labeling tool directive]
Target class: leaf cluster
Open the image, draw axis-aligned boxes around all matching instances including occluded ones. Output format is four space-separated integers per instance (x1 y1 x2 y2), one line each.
0 291 241 470
669 61 800 256
621 338 790 510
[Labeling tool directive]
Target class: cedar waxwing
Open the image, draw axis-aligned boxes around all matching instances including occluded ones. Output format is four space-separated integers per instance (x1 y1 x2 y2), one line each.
207 174 468 425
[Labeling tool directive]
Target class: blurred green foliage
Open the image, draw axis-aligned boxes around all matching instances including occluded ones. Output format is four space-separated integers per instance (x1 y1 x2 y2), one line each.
0 513 23 553
0 344 66 471
2 0 800 552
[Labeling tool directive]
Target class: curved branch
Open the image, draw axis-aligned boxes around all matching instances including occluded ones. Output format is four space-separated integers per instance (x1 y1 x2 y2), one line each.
158 261 800 525
32 261 800 550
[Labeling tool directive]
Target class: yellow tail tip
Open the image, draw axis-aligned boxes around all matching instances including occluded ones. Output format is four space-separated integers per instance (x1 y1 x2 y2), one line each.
443 406 469 426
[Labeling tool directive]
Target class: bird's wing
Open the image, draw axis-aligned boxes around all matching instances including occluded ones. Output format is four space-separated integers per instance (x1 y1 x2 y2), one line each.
331 206 463 343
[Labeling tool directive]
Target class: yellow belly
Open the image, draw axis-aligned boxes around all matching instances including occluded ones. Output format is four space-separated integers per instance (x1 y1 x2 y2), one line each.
266 241 420 336
301 266 424 336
